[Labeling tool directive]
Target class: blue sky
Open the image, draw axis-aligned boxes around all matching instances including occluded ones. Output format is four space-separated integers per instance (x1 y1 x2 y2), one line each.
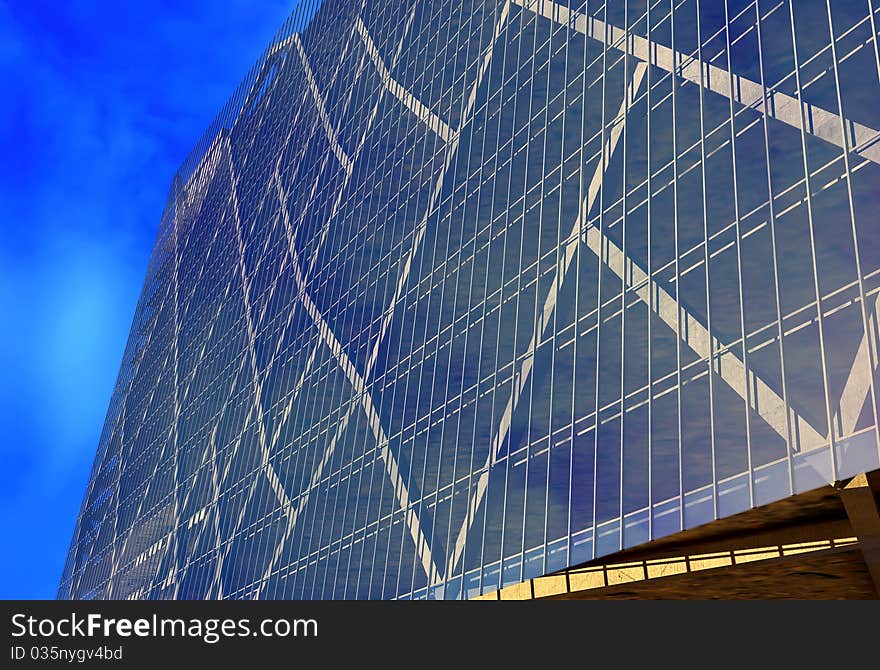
0 0 300 599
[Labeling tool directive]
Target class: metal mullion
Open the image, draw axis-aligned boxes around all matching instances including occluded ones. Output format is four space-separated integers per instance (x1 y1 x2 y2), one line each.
786 1 837 501
236 47 290 179
417 0 472 599
668 0 685 534
870 0 880 85
540 0 574 579
429 0 471 589
565 0 590 574
508 0 553 582
408 0 466 595
754 3 796 495
175 395 215 592
695 0 718 524
590 0 612 562
359 44 407 600
722 0 755 511
618 0 631 553
294 346 340 598
644 0 655 542
518 0 555 582
438 0 490 598
308 365 347 603
105 276 178 487
304 38 366 343
478 0 524 595
499 1 536 586
106 401 126 597
307 315 352 602
458 0 516 597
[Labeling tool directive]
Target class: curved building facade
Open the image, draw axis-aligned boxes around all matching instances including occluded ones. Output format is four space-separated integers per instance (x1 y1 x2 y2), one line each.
60 0 880 599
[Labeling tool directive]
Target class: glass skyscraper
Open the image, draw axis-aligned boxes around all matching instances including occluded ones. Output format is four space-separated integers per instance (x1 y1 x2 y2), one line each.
60 0 880 600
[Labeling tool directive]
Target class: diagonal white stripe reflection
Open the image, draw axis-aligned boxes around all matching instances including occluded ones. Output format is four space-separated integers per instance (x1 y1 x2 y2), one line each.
293 33 354 175
355 17 456 143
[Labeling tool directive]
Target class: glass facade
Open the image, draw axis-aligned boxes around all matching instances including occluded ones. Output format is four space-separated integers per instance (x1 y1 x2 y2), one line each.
60 0 880 600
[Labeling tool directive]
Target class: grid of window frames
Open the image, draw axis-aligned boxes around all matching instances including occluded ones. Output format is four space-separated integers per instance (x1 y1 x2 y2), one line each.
59 0 880 600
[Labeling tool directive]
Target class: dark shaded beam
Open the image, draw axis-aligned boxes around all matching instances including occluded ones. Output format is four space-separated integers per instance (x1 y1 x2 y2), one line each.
837 470 880 596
